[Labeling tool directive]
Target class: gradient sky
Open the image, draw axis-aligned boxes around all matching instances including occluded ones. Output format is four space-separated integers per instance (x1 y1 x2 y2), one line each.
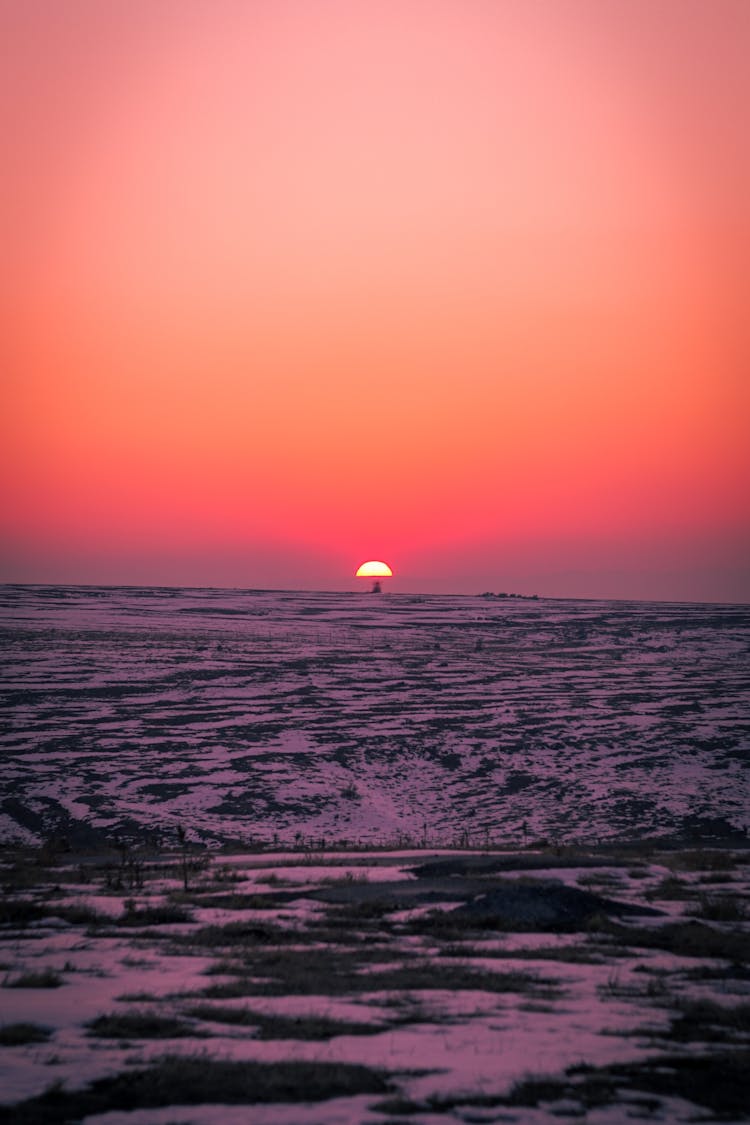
2 0 748 600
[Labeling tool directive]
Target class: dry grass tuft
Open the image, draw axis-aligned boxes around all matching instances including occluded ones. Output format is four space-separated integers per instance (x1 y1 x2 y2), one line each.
3 969 63 989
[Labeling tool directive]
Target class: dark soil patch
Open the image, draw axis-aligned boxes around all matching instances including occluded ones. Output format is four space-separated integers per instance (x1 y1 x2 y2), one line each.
117 905 192 926
0 900 50 927
0 1023 51 1046
54 905 106 926
437 942 603 964
198 949 552 998
447 879 659 932
310 878 461 910
312 875 658 932
85 1012 200 1039
645 876 695 901
410 854 622 878
371 1095 424 1115
666 1000 750 1043
183 893 281 910
605 919 749 961
0 1056 391 1123
569 1051 750 1116
668 848 742 872
186 1004 384 1039
688 895 747 922
175 920 294 947
683 963 750 984
421 1051 750 1118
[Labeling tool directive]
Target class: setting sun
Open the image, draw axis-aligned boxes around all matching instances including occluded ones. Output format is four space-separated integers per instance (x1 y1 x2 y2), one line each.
355 561 393 578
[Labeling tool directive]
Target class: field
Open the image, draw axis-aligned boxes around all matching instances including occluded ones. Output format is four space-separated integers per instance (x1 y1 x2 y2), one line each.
1 586 748 849
1 842 750 1123
1 585 749 1121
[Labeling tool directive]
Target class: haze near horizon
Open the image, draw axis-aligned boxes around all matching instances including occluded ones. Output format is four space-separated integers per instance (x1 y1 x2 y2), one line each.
2 1 748 601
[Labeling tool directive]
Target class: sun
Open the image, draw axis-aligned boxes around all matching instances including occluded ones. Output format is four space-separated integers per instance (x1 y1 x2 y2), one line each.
355 560 393 578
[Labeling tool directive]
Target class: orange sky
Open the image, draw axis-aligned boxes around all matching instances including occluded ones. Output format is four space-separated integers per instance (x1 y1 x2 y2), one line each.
2 0 748 599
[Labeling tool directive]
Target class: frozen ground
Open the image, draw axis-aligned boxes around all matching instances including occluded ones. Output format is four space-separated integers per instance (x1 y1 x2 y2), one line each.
0 585 748 849
0 845 749 1123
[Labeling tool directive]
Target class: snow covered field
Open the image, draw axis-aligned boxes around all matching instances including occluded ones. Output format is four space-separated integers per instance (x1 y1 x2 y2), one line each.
1 587 749 1122
0 585 748 848
1 845 749 1123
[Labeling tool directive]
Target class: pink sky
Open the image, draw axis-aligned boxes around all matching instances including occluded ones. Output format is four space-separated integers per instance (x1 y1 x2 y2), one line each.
2 1 748 599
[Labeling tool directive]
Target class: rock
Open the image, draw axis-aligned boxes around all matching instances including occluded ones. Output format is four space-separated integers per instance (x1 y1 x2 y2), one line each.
450 879 659 931
410 855 618 878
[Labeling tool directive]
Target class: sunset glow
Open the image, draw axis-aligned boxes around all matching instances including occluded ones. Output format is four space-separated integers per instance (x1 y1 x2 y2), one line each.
2 1 748 599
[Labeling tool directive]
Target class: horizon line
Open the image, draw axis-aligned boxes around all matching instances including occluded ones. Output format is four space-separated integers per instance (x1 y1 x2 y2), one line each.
0 580 748 610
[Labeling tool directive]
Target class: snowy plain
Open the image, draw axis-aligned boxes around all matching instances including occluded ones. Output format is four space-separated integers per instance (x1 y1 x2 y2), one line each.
0 584 748 849
1 585 749 1123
